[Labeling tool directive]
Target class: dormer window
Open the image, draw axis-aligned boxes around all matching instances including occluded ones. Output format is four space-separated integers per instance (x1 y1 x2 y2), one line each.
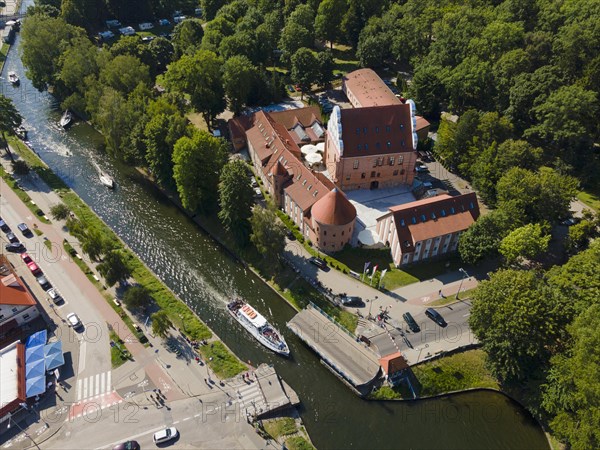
356 128 360 135
387 141 391 148
421 214 427 222
400 124 404 129
411 217 417 224
431 212 436 219
375 126 379 133
302 180 307 185
307 185 312 191
363 127 367 134
469 202 475 209
400 219 406 227
357 144 362 151
450 207 455 214
441 209 446 217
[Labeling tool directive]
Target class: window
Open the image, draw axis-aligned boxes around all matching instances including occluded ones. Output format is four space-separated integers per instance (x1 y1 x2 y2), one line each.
377 157 383 166
323 241 326 246
401 140 405 147
400 219 406 227
398 155 404 164
370 171 376 178
421 214 427 222
376 142 381 149
346 175 351 181
431 212 436 219
364 143 368 150
377 172 380 178
469 202 475 209
412 217 417 224
373 159 377 168
12 307 18 313
400 169 405 175
416 242 421 247
400 124 404 129
363 127 368 134
0 314 4 320
23 314 30 320
356 128 360 134
393 170 399 176
333 234 336 238
433 247 438 252
386 125 391 132
324 230 327 236
357 144 362 151
441 209 446 217
389 156 395 165
450 207 456 214
375 126 379 133
342 231 344 236
353 159 359 169
361 172 366 179
387 141 392 148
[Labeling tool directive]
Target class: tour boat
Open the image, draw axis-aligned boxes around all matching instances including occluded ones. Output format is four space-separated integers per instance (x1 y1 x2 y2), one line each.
60 110 73 128
8 71 19 86
227 299 290 357
99 173 115 189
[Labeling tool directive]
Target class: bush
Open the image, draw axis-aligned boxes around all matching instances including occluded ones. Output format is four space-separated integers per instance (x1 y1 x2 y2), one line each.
123 285 152 311
50 203 71 220
11 160 30 175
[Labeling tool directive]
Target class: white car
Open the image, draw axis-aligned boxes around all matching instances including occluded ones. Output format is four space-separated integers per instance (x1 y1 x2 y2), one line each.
66 313 82 330
153 427 178 444
46 288 62 304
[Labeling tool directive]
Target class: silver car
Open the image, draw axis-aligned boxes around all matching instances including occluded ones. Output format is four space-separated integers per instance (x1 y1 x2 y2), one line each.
153 427 178 444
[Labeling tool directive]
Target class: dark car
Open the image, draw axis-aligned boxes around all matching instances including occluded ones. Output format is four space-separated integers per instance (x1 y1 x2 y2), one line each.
402 312 420 333
286 230 296 241
0 219 9 232
17 223 32 237
113 441 140 450
415 164 429 173
425 307 447 327
5 242 25 252
340 296 363 307
36 275 52 290
308 256 327 270
6 232 19 243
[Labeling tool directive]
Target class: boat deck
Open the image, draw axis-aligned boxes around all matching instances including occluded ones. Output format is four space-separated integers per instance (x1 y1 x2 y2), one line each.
287 304 381 388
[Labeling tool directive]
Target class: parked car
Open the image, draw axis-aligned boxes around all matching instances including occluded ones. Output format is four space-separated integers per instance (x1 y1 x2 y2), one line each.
158 18 170 26
308 256 327 270
6 232 19 243
36 275 51 290
46 288 62 304
425 307 447 327
340 296 364 307
141 36 155 42
153 427 178 444
415 164 429 173
21 253 32 264
113 441 140 450
253 187 262 198
0 219 9 232
4 242 25 252
561 217 580 226
66 312 83 330
27 261 41 275
402 312 420 333
250 177 258 188
17 223 32 236
286 230 296 241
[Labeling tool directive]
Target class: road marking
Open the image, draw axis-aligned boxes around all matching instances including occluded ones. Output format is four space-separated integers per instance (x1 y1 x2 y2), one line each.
107 371 111 393
100 371 106 394
463 313 470 317
77 378 82 401
95 373 100 396
94 424 167 450
83 376 88 400
78 341 87 374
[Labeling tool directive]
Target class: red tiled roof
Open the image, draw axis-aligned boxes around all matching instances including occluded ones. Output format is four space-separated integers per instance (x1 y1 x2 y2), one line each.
311 188 356 226
416 116 430 133
343 69 401 107
387 193 480 252
0 258 37 307
379 352 408 375
269 106 322 129
339 105 414 158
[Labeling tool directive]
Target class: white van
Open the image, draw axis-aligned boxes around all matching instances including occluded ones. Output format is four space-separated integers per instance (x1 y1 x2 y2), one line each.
119 26 136 36
173 15 186 23
138 22 154 30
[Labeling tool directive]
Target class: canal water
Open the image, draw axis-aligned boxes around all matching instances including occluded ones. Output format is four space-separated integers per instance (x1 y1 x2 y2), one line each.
1 7 549 448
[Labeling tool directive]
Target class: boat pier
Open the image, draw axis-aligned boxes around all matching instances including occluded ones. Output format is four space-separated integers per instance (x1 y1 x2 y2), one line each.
287 303 382 395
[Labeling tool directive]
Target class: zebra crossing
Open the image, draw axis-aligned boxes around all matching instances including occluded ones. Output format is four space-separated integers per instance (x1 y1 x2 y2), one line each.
69 371 122 421
234 381 267 415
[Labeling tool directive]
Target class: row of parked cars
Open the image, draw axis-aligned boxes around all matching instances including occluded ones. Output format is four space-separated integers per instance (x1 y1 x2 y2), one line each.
2 217 83 330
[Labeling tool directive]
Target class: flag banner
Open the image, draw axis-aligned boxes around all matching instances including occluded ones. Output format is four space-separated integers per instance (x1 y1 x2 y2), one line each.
370 265 378 279
363 261 371 273
380 269 388 279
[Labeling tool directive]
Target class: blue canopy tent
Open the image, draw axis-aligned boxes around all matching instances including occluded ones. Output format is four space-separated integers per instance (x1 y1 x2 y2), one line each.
25 344 45 364
25 374 46 398
25 330 47 348
44 341 64 371
26 358 45 379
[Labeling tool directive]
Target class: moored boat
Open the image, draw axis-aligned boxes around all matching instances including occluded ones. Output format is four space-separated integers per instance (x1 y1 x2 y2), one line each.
227 299 290 356
14 126 27 140
60 110 73 128
8 71 20 86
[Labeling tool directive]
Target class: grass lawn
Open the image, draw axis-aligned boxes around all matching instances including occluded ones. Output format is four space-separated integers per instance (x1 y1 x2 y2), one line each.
198 341 247 379
577 189 600 213
109 329 130 368
330 44 360 76
263 418 297 439
0 42 8 72
370 349 499 399
429 287 477 306
285 437 315 450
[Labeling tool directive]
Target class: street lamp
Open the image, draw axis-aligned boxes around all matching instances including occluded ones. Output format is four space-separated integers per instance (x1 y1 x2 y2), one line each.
456 268 469 299
6 413 41 450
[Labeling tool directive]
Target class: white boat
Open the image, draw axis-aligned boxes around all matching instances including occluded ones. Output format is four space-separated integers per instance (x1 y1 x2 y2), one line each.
8 71 19 86
227 299 290 357
99 173 115 189
60 110 73 128
14 126 27 140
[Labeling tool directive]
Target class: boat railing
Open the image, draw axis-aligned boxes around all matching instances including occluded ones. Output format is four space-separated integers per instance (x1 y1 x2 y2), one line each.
308 301 356 339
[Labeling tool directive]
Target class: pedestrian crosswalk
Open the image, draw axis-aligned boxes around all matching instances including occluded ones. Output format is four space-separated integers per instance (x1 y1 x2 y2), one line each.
76 371 112 401
234 381 267 414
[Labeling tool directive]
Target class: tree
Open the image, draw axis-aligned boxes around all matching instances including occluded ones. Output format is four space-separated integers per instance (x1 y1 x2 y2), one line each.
144 112 187 188
164 50 225 127
443 56 494 112
542 304 600 450
250 206 286 261
50 203 71 221
147 37 174 74
499 223 550 265
0 95 22 161
99 55 151 95
565 219 599 254
81 227 110 262
469 269 567 382
287 4 315 32
496 167 579 224
222 56 259 115
315 0 346 48
56 36 98 97
151 311 172 339
123 286 151 311
218 160 254 245
290 48 319 98
172 130 228 212
409 63 445 118
96 250 131 287
171 18 204 58
201 0 226 21
356 31 389 68
11 160 30 175
458 208 518 264
316 50 335 88
279 21 313 63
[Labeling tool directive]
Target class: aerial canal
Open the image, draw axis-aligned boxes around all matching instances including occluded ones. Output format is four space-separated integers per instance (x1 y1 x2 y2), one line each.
1 6 549 447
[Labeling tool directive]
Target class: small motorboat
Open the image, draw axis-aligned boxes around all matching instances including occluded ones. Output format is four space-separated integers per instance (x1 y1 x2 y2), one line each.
8 71 20 86
99 173 115 189
59 110 73 128
14 126 27 140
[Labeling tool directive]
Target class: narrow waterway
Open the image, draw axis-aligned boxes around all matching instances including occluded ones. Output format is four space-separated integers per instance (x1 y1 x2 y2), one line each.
1 8 549 448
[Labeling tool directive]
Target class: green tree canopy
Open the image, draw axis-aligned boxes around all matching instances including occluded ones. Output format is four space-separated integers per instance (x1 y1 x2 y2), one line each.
172 130 228 212
50 203 71 221
123 285 151 311
314 0 346 48
290 48 320 96
99 54 151 95
172 18 204 58
250 206 286 261
469 269 567 382
499 223 550 265
218 160 254 245
0 95 22 160
279 21 314 63
151 310 172 339
222 55 259 115
97 250 131 287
